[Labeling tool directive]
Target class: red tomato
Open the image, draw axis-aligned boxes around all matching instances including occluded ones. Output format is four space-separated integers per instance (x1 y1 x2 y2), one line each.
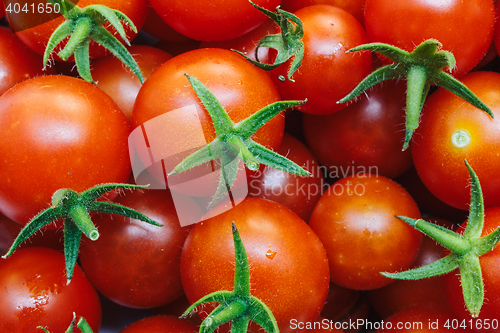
442 207 500 332
141 4 194 43
303 79 413 179
180 198 330 333
119 315 198 333
9 0 148 60
309 175 422 290
147 0 282 42
91 45 172 122
412 71 500 210
0 26 56 95
248 133 326 222
0 75 131 225
79 188 199 309
280 0 366 24
269 5 372 115
364 0 495 78
0 247 101 333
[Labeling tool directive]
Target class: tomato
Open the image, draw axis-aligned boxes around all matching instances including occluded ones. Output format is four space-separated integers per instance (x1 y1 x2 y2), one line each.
412 71 500 211
269 5 372 115
0 247 101 333
91 45 172 122
141 4 194 43
131 48 284 196
441 207 500 332
0 26 56 95
280 0 365 24
303 79 413 179
180 198 330 333
79 188 199 309
375 304 474 332
147 0 281 42
364 0 495 78
119 315 198 333
0 75 131 225
247 133 325 222
309 175 422 290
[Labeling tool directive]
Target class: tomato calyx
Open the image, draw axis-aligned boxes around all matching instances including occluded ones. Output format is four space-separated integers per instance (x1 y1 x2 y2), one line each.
383 160 500 318
44 0 143 83
168 74 310 207
38 312 93 333
1 183 161 284
338 39 493 150
233 0 304 82
181 222 279 333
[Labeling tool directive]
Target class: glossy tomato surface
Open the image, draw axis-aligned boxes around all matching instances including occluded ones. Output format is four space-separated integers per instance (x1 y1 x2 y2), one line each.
364 0 495 78
0 75 131 225
0 247 101 333
412 71 500 210
119 315 198 333
181 198 330 333
309 175 422 290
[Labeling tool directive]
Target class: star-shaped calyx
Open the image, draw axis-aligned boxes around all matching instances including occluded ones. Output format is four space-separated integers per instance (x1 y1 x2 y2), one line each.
2 183 161 284
181 222 279 333
43 0 143 83
38 312 93 333
233 0 304 82
168 74 310 208
338 39 493 150
383 160 500 318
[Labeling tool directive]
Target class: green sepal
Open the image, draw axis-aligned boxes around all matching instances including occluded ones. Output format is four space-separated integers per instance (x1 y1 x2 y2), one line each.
233 0 304 81
338 39 492 150
381 253 459 280
2 183 161 283
181 223 279 333
168 74 310 205
37 313 94 333
459 253 483 318
463 159 485 239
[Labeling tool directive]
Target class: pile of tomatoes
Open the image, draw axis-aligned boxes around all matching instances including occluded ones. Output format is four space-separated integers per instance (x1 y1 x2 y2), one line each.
1 0 500 332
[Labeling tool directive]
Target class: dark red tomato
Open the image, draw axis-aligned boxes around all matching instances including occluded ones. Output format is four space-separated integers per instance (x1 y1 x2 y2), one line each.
296 317 343 332
91 45 172 122
79 188 200 309
119 315 198 333
0 247 101 333
147 0 281 42
442 207 500 332
412 71 500 211
364 0 495 78
319 283 360 322
0 26 56 95
0 75 131 225
303 79 412 179
309 175 422 290
181 198 330 333
247 133 326 222
280 0 366 25
141 4 194 42
368 218 457 319
376 304 474 332
10 0 148 60
132 48 284 197
269 5 372 115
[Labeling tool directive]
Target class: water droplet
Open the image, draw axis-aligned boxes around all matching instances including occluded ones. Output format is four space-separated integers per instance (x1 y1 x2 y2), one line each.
266 249 277 260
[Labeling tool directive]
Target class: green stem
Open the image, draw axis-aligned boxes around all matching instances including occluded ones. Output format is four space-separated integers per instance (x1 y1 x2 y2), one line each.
405 65 428 131
204 299 248 329
68 204 99 240
58 16 93 60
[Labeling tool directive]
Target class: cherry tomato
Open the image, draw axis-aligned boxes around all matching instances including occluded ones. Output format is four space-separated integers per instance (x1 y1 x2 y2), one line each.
412 71 500 210
147 0 282 42
364 0 495 78
0 247 101 333
0 75 131 225
181 198 330 333
270 4 372 115
280 0 365 24
309 175 422 290
119 315 198 333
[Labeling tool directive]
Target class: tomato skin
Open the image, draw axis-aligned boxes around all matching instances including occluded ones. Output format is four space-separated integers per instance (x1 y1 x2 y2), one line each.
309 175 422 290
0 247 101 333
147 0 281 42
364 0 495 78
442 207 500 331
119 315 198 333
269 5 372 115
180 198 330 333
412 71 500 211
79 188 199 309
0 75 131 225
303 79 412 179
280 0 366 24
